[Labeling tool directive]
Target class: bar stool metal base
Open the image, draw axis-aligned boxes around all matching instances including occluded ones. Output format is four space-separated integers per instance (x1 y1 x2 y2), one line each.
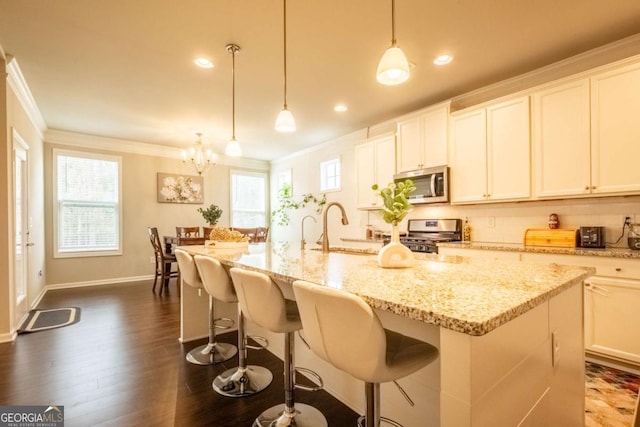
186 342 238 366
357 416 402 427
253 403 327 427
213 365 273 397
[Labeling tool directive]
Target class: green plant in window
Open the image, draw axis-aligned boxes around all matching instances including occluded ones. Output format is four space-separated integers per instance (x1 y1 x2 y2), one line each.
271 185 326 226
198 204 223 226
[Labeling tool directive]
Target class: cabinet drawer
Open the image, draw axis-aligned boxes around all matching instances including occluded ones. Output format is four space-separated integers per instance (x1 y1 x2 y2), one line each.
521 253 640 280
571 256 640 280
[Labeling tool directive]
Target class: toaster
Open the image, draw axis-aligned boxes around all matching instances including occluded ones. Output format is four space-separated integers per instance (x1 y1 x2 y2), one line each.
579 226 605 248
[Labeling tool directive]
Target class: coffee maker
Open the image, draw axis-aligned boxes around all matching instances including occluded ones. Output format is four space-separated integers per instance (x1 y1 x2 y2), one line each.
628 223 640 250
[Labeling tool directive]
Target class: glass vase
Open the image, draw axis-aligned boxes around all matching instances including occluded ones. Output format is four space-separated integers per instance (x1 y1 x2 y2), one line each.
377 224 413 268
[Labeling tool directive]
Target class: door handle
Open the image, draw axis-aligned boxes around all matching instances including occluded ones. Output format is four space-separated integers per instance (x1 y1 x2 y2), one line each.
585 283 607 296
26 243 35 247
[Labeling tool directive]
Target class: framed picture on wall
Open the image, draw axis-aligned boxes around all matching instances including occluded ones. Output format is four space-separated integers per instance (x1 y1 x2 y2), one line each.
157 173 204 204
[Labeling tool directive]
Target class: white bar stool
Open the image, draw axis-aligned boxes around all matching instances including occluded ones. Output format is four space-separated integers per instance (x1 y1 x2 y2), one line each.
230 267 327 427
194 258 273 397
293 280 439 427
175 249 237 365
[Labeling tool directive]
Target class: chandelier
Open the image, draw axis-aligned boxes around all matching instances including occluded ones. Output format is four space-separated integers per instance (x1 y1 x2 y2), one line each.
182 132 216 175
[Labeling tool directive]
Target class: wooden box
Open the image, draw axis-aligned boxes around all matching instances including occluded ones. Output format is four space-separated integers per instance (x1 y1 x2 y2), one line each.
524 228 578 248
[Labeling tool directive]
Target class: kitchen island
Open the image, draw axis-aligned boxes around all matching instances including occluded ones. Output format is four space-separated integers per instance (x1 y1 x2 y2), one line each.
180 242 594 426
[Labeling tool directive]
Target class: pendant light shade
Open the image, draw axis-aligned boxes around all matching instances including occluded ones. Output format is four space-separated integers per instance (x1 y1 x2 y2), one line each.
377 0 410 86
377 46 410 85
275 0 296 132
225 44 242 157
225 138 242 157
275 107 296 133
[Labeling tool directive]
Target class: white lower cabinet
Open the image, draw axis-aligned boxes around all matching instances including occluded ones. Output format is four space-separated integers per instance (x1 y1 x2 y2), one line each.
584 276 640 364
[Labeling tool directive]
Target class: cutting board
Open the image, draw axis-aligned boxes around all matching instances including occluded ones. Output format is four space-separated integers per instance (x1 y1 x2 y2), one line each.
524 228 579 248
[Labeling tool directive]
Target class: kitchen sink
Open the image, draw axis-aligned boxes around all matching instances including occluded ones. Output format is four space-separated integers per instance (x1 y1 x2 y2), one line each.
310 246 377 256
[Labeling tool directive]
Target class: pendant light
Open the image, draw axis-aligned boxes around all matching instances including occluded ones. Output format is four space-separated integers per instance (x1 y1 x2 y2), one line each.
225 44 242 157
376 0 410 85
274 0 296 132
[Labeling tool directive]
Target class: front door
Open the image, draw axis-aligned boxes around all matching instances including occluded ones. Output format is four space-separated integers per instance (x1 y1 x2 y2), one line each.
13 130 29 327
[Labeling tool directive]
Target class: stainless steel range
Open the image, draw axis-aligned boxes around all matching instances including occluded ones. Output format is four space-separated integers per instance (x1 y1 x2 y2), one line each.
384 218 462 253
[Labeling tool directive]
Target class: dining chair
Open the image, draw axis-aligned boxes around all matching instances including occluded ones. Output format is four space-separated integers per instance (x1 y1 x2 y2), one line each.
147 227 180 295
230 227 258 243
254 227 269 243
176 226 201 238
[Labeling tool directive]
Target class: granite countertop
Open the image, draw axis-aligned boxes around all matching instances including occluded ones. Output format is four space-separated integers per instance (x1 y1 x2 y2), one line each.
438 241 640 259
181 242 593 337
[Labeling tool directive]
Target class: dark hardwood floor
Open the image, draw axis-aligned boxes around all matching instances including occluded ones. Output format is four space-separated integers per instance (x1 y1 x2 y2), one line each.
0 281 359 426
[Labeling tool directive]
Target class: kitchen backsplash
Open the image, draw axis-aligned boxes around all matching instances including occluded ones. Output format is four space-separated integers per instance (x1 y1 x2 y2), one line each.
365 196 640 249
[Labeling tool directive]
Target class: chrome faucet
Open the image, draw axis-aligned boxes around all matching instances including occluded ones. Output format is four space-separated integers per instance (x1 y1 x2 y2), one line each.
321 202 349 253
301 215 317 250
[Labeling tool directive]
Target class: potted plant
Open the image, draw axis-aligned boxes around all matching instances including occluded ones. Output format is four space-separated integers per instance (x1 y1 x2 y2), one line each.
198 204 223 226
371 179 416 268
271 184 326 227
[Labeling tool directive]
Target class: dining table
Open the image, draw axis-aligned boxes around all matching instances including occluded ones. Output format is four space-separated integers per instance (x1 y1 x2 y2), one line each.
163 235 206 255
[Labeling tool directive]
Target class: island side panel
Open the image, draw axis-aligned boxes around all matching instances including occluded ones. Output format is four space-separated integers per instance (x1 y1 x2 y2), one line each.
440 282 584 426
180 281 209 342
440 300 551 426
548 283 585 426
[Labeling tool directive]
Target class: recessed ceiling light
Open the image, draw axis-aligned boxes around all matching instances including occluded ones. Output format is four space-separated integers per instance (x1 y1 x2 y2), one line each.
334 104 348 112
194 58 214 69
433 55 453 66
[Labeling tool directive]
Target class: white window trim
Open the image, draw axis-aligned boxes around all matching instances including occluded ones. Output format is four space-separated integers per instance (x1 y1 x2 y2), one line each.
53 148 123 258
320 157 341 193
229 169 269 227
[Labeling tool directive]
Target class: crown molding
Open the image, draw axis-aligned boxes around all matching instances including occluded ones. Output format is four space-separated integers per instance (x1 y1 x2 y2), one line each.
45 129 269 171
6 56 47 138
451 33 640 111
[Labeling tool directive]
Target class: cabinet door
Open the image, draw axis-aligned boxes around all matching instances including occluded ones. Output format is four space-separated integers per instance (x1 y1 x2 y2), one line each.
355 141 376 208
532 79 591 197
375 135 396 190
450 109 487 203
397 116 423 172
355 135 396 209
422 106 448 168
584 277 640 364
486 97 531 201
591 62 640 195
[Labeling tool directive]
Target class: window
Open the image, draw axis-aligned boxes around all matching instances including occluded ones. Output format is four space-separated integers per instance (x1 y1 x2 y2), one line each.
320 158 341 192
230 170 267 227
53 149 122 258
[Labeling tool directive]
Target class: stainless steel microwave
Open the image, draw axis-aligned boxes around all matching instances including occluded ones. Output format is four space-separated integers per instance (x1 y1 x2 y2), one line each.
393 165 449 204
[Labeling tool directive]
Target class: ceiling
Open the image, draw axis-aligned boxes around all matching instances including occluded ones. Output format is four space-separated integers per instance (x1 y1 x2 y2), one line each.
1 1 640 161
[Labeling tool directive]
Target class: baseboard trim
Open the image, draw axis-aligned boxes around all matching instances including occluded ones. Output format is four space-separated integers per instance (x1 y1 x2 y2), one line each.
46 275 154 291
0 331 17 344
586 353 640 375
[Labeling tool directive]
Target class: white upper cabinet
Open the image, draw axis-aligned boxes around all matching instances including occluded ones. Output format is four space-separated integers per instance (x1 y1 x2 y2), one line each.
532 79 591 198
450 96 531 203
590 61 640 195
532 60 640 198
396 103 448 173
355 134 396 209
